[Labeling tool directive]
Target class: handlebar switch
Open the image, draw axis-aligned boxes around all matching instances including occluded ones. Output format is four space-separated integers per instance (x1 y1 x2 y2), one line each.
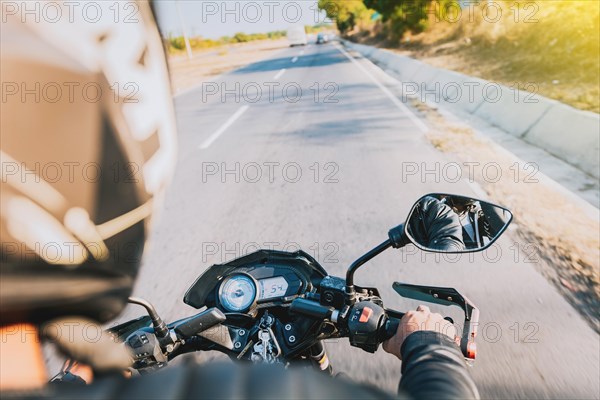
347 302 386 353
319 276 347 308
125 329 168 371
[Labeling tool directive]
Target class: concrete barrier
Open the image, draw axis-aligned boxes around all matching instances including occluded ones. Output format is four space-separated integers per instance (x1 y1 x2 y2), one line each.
367 48 384 64
409 62 440 88
444 76 489 113
524 104 600 178
352 43 374 57
341 39 600 179
429 69 469 102
392 62 442 102
474 86 557 137
389 57 424 81
371 49 396 67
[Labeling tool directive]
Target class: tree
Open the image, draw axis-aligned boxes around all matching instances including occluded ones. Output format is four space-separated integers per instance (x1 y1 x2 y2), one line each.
233 32 250 43
318 0 374 33
363 0 433 38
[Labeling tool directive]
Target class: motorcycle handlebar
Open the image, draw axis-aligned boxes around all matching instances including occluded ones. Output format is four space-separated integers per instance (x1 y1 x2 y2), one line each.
173 307 226 338
290 298 406 347
379 316 400 342
289 298 333 319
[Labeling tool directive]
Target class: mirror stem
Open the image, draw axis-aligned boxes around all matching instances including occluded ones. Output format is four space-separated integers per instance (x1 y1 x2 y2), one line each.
128 297 169 339
345 239 393 300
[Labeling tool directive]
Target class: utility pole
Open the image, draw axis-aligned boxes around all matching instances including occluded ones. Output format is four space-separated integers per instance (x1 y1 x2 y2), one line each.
175 0 193 60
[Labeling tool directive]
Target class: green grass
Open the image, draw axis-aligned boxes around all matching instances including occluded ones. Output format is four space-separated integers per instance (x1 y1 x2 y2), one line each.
352 1 600 113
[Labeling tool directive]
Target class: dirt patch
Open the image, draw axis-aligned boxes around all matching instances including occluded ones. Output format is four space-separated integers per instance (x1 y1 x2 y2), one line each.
167 39 289 93
411 99 600 332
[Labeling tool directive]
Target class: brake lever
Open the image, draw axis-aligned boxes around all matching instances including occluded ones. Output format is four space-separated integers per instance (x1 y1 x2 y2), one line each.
392 282 479 360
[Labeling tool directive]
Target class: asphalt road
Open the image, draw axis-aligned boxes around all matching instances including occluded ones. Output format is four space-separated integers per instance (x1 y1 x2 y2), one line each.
123 41 599 399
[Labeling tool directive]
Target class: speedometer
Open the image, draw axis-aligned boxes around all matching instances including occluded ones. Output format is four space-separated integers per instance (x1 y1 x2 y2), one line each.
258 276 289 300
218 274 257 312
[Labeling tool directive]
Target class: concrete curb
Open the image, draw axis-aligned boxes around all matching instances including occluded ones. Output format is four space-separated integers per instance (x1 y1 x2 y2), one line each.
525 103 600 178
474 87 557 137
342 39 600 179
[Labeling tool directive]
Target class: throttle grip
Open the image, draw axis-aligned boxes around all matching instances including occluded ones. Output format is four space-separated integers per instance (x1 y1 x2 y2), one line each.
379 317 400 342
380 315 453 342
379 308 405 342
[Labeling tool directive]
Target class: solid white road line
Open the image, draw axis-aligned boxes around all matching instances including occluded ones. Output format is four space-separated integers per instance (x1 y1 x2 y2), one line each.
334 44 428 133
273 68 286 80
291 56 298 63
199 105 249 149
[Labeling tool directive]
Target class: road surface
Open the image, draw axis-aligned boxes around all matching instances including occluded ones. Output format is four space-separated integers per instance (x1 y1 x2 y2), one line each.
123 41 599 399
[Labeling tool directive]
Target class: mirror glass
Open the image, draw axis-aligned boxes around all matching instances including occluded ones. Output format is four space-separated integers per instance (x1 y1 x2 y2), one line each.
404 193 513 253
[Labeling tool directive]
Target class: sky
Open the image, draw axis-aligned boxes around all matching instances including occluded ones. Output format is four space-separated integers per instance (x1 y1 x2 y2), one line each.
154 1 328 39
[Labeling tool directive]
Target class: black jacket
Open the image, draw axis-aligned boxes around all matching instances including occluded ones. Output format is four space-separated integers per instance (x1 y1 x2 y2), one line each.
408 197 465 251
5 331 479 399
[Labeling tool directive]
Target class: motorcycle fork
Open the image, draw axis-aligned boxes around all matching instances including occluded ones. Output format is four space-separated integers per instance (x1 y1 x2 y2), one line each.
308 341 333 375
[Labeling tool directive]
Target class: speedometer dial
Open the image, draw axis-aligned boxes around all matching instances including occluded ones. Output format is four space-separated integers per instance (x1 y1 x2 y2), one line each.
218 274 257 312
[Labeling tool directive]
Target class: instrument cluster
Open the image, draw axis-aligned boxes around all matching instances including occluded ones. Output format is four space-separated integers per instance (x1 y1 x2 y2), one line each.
211 265 307 314
183 250 328 312
218 273 291 313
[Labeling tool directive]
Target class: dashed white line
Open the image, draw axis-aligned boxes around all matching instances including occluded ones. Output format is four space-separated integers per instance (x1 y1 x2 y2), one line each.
334 43 428 133
273 68 287 80
291 56 298 63
199 105 249 149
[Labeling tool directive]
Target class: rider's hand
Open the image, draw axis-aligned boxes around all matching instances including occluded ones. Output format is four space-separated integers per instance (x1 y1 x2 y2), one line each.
383 305 456 360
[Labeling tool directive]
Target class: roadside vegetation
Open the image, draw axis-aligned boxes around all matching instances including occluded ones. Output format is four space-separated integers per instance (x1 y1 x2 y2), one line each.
319 0 600 112
166 24 331 55
166 30 286 53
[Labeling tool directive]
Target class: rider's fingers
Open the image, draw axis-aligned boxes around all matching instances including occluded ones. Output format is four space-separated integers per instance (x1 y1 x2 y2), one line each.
416 305 430 313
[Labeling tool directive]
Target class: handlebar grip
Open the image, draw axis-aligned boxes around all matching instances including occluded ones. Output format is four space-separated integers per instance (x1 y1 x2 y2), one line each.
174 308 226 338
379 317 400 342
290 298 332 319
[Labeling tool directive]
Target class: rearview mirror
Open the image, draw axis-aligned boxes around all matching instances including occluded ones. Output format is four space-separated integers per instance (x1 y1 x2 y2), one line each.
403 193 513 253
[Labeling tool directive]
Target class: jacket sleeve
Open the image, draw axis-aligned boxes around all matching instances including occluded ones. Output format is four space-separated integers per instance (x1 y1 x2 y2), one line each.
426 202 465 251
398 331 479 399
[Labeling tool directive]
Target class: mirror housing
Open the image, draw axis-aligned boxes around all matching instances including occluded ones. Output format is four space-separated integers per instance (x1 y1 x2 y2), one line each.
347 193 512 305
398 193 513 253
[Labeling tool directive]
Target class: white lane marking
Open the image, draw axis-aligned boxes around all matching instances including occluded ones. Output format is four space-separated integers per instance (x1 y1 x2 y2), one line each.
300 50 305 55
273 68 286 80
334 44 428 133
291 56 298 63
199 105 249 149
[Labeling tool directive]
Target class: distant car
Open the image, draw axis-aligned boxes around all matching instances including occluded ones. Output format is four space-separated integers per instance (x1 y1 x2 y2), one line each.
287 25 307 47
316 33 328 44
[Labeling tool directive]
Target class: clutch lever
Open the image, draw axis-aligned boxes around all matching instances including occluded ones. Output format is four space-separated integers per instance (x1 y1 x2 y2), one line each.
392 282 479 360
